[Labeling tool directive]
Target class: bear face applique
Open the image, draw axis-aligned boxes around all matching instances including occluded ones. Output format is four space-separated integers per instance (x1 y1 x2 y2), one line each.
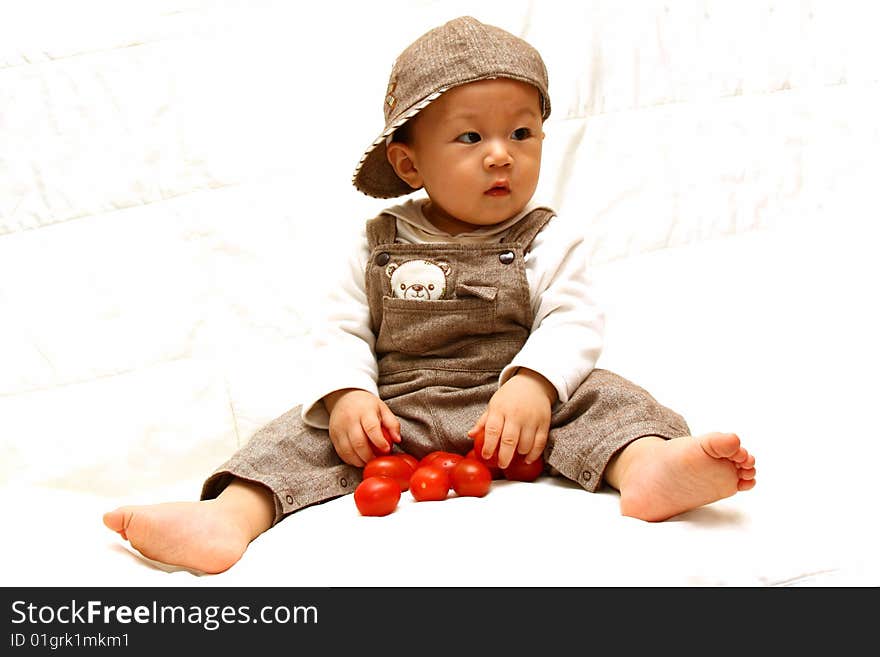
385 259 450 300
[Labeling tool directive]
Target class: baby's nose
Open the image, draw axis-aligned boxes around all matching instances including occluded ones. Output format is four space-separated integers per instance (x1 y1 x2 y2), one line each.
484 141 513 168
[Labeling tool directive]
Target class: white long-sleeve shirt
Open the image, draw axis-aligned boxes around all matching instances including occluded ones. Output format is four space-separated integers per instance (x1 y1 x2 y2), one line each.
300 198 605 427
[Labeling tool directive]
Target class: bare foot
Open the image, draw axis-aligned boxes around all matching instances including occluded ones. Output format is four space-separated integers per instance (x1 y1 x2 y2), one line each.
611 432 756 522
103 500 251 573
103 481 275 574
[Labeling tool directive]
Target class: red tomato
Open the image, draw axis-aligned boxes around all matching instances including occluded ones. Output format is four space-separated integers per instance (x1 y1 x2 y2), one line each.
450 458 492 497
370 426 399 457
364 455 415 492
466 448 503 480
354 476 401 516
419 450 452 467
421 451 463 479
471 434 501 469
409 465 450 502
370 442 390 457
502 453 545 482
396 453 419 473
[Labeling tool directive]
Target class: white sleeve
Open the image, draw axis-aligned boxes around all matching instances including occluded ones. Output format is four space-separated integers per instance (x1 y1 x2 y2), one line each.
300 227 379 428
499 215 605 404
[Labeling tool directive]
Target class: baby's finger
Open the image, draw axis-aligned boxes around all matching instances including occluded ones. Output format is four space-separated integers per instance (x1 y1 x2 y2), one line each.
334 430 367 467
481 413 504 461
361 416 389 457
379 404 402 443
497 421 522 469
525 427 549 464
516 426 536 456
343 424 374 465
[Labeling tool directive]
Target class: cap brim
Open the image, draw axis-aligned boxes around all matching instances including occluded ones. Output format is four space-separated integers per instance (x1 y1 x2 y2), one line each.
352 89 446 199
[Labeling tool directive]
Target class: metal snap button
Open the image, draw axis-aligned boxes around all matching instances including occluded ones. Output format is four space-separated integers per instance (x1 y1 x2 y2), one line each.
285 495 294 504
339 477 348 488
581 471 592 481
499 250 515 264
375 252 390 266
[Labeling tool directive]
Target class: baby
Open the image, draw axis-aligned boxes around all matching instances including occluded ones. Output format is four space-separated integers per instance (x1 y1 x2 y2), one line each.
104 16 756 574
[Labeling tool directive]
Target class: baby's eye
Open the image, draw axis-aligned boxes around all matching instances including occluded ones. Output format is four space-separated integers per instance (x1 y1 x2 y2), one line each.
400 284 406 290
428 284 435 290
456 132 481 144
511 127 532 140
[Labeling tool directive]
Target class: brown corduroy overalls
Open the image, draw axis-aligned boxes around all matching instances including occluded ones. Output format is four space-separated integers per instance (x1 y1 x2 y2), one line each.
202 208 690 523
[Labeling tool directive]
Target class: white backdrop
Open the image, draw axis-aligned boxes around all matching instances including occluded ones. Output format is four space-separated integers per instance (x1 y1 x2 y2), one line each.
1 0 879 586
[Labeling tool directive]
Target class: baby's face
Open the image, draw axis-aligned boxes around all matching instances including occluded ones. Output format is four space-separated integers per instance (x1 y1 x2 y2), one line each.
403 78 544 234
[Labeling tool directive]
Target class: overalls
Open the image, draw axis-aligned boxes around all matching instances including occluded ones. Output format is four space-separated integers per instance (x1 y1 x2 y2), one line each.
202 208 690 523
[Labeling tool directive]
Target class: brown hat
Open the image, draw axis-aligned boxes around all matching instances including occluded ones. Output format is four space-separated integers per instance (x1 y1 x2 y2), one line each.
352 16 551 199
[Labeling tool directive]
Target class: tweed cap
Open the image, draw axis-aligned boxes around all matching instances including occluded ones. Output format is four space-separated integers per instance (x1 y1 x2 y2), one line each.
352 16 551 199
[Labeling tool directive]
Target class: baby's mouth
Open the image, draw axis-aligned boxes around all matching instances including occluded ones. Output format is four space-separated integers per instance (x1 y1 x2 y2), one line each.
485 181 510 196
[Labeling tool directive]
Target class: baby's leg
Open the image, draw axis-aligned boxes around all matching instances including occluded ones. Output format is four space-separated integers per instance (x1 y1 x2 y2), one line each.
605 432 756 521
102 479 275 574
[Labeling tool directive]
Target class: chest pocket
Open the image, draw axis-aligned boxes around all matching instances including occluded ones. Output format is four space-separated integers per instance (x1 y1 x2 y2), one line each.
376 283 498 356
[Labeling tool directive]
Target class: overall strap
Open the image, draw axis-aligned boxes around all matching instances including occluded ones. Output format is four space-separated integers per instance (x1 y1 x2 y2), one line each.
500 206 557 253
365 213 398 249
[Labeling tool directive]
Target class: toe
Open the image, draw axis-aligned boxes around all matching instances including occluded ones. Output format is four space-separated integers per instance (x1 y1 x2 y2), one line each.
730 446 749 463
739 466 757 480
102 508 133 540
701 432 742 459
737 478 757 491
102 509 124 531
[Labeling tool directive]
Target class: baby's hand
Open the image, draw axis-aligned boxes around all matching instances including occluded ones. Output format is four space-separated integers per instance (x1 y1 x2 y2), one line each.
324 389 401 467
468 368 557 469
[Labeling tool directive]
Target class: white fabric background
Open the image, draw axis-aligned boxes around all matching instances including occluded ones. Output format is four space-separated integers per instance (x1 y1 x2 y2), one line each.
1 0 878 586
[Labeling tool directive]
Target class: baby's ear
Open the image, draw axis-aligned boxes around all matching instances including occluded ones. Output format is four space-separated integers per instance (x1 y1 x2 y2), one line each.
385 263 399 278
385 142 423 190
